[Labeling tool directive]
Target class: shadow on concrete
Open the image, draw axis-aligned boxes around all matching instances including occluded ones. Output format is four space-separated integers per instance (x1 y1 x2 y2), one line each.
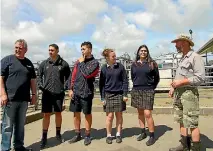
122 125 173 141
154 125 173 140
60 124 173 142
27 130 76 150
200 134 213 151
92 125 173 140
27 137 63 151
61 128 106 141
60 130 213 151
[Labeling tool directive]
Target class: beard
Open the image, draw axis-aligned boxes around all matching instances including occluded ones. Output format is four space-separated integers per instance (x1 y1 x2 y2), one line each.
176 46 182 53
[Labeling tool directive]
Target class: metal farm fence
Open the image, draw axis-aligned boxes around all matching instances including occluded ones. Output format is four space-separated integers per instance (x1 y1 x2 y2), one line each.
0 66 212 130
1 66 213 113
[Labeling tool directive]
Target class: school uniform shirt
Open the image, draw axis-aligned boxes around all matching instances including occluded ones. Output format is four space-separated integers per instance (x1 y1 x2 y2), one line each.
37 55 71 94
131 60 160 90
174 50 205 87
69 55 99 98
99 63 128 100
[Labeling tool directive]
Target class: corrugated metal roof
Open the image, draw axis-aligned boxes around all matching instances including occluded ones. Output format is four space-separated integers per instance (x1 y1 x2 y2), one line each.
197 37 213 54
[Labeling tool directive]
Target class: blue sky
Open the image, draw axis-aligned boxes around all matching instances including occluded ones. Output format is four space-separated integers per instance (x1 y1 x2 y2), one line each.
1 0 213 63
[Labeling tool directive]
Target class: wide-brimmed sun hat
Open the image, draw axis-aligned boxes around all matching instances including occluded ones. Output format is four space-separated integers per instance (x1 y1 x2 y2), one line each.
171 34 194 46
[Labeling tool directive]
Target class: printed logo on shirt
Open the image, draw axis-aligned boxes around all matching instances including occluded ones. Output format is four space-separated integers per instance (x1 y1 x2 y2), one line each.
26 65 32 68
87 65 92 69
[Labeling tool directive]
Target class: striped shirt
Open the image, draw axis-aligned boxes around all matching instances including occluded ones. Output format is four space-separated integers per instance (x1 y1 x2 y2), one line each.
68 55 99 98
37 55 71 94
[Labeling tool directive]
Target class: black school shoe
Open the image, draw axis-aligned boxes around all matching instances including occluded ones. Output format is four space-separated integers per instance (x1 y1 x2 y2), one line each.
137 133 147 141
146 137 156 146
68 133 81 144
84 136 92 146
56 134 64 143
116 136 122 143
40 138 47 149
13 146 33 151
106 137 113 144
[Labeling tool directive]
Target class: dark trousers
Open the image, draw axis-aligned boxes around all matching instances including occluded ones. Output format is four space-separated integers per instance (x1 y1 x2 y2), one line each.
1 101 28 151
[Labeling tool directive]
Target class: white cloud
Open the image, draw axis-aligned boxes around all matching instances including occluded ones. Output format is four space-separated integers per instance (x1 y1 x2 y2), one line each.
127 12 156 28
14 41 102 65
92 6 145 58
1 22 48 48
1 0 213 63
141 38 175 59
91 0 213 59
125 0 213 33
23 0 108 38
1 0 19 27
1 0 108 62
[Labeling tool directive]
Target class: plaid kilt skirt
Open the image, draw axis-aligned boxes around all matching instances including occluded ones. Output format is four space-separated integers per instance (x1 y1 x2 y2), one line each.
131 89 155 110
104 92 126 113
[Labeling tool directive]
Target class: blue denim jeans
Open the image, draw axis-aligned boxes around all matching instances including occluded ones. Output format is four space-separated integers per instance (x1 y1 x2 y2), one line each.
1 101 28 151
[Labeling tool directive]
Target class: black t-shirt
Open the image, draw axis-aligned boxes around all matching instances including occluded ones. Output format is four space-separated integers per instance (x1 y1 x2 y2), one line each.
1 55 36 102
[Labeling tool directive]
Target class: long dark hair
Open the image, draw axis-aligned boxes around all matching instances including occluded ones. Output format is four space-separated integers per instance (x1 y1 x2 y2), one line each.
135 45 157 69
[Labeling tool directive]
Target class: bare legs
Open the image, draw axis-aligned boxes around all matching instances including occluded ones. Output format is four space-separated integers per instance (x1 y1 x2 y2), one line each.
137 109 155 146
105 112 123 144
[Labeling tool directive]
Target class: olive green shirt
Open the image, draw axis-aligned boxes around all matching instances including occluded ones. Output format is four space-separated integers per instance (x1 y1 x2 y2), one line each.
175 50 205 87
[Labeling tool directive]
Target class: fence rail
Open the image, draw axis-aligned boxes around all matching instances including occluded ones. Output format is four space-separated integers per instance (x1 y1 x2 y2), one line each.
1 66 213 114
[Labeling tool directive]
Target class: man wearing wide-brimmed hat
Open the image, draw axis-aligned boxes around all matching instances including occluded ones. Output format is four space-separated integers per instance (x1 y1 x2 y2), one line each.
169 34 205 151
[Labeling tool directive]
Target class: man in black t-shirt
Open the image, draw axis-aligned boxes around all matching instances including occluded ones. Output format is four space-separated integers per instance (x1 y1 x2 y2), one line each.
37 44 71 149
1 39 37 151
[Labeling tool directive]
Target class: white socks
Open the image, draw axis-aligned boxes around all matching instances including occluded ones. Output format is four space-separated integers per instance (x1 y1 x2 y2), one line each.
116 132 120 136
107 132 120 137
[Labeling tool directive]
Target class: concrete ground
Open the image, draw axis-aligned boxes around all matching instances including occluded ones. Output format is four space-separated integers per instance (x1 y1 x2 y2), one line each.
23 112 213 151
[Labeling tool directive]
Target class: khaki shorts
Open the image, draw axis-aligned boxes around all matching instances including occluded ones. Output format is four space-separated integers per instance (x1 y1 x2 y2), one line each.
173 87 199 128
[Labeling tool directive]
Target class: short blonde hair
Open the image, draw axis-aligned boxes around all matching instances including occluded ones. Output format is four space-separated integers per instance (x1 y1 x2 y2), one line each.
102 48 114 58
